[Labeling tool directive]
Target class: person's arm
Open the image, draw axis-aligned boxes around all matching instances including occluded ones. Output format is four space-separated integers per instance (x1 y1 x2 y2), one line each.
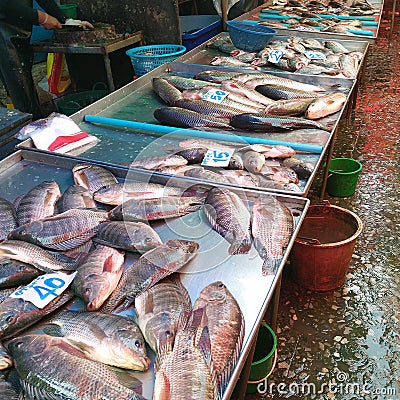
0 0 41 25
35 0 67 24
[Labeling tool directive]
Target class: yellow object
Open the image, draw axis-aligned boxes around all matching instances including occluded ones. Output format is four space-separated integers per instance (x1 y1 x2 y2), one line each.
47 53 71 95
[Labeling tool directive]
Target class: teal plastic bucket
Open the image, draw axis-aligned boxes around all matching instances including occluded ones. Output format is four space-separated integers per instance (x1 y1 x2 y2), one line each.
246 322 277 394
326 158 362 197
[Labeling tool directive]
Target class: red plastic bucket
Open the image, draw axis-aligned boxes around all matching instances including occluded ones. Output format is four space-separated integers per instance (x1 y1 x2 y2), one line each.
289 201 363 291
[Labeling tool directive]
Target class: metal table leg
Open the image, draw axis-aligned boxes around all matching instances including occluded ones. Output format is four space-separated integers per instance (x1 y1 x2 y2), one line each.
103 54 115 91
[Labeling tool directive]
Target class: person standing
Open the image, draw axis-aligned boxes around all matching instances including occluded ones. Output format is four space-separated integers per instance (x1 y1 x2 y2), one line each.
0 1 93 119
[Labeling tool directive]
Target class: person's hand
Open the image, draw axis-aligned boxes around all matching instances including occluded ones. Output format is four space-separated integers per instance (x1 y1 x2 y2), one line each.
37 10 62 30
64 18 94 30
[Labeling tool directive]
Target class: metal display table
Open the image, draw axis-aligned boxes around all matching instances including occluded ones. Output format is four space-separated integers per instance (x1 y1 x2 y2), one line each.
31 31 144 91
0 148 309 400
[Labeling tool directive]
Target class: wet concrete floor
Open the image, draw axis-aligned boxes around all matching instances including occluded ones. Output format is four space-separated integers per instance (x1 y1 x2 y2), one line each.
245 5 400 400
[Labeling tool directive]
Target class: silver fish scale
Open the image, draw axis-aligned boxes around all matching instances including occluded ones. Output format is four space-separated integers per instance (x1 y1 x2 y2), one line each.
72 164 118 194
57 185 96 213
0 197 17 241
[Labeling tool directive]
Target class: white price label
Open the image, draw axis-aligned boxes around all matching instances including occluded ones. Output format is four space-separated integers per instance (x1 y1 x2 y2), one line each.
297 26 315 31
11 272 77 308
201 148 235 167
268 49 285 64
202 89 229 104
304 51 326 60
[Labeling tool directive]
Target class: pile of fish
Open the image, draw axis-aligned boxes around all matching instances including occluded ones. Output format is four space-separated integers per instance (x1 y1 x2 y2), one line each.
208 35 362 78
0 162 296 399
153 71 346 134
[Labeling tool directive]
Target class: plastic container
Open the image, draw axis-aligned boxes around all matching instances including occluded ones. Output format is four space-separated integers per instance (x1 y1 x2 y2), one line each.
56 83 109 115
326 157 362 197
180 15 222 51
59 4 78 19
246 322 277 394
290 201 363 291
126 44 186 77
226 20 276 52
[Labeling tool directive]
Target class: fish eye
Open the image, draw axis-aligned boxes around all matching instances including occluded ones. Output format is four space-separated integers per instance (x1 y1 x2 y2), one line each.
134 340 142 348
15 341 24 348
85 288 92 295
165 330 174 339
5 315 14 323
217 282 225 288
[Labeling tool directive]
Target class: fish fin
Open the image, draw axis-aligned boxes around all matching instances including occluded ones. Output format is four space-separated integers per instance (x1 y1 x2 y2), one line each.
42 322 63 337
143 290 154 314
21 380 62 400
228 239 251 255
262 256 282 276
153 370 171 400
52 338 88 359
102 253 123 273
109 367 143 394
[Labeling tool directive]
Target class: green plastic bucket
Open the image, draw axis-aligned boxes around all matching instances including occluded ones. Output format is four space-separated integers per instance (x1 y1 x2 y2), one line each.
326 158 362 197
246 322 277 394
59 4 78 19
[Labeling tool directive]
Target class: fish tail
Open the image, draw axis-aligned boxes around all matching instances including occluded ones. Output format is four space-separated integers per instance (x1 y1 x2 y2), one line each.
262 257 282 276
228 239 251 255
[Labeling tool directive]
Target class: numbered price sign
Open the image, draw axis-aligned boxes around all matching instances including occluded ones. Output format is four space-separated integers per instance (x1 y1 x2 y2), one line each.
202 89 229 104
297 26 315 32
201 148 235 167
268 49 285 64
304 51 326 60
11 272 77 309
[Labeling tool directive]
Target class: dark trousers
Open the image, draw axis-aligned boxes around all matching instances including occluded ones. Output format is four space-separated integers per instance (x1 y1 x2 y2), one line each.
0 22 42 119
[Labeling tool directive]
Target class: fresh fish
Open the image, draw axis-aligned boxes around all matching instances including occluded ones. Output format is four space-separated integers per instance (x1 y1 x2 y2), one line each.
43 310 151 371
94 221 162 252
152 77 183 105
163 75 219 90
154 106 233 130
0 258 41 289
156 165 197 176
265 98 314 116
204 187 251 255
296 64 338 76
193 281 244 394
306 92 347 119
219 169 260 187
325 40 350 54
8 334 145 400
135 274 192 356
176 147 208 163
8 209 109 251
244 144 296 159
72 244 125 310
242 151 265 173
299 38 326 51
56 184 96 213
282 157 314 179
109 197 203 222
251 198 294 275
101 239 199 312
184 166 231 184
210 55 258 69
230 113 330 131
221 80 275 106
339 54 358 78
0 374 19 399
94 181 188 206
0 289 74 339
0 240 78 272
129 154 188 170
255 84 320 100
72 164 118 194
16 181 60 226
0 343 12 370
261 164 299 184
0 288 16 304
0 198 17 241
153 307 219 400
194 70 241 83
228 152 244 170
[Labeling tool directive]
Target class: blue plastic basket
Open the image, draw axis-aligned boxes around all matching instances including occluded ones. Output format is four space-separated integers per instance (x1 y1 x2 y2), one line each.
126 44 186 77
226 21 276 52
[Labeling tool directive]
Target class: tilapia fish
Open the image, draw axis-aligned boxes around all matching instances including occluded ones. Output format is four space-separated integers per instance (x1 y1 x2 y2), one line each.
153 307 219 400
129 154 188 170
0 240 78 272
242 150 266 173
101 239 199 313
305 92 347 119
154 107 232 130
94 181 187 206
0 258 41 289
0 289 74 339
0 197 17 241
72 244 125 310
56 184 96 213
135 274 192 356
8 334 145 400
109 197 203 222
94 221 162 252
193 281 244 395
204 187 251 255
16 180 60 226
72 163 118 194
184 166 231 184
176 147 208 163
0 342 12 370
43 310 151 371
282 157 314 179
8 208 109 251
251 198 294 275
152 77 183 105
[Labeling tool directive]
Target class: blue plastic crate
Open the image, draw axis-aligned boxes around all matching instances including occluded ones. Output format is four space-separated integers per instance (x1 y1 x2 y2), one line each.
180 15 222 52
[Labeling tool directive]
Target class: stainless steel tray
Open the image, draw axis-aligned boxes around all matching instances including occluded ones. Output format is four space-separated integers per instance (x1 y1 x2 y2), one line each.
0 149 309 399
18 61 356 197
